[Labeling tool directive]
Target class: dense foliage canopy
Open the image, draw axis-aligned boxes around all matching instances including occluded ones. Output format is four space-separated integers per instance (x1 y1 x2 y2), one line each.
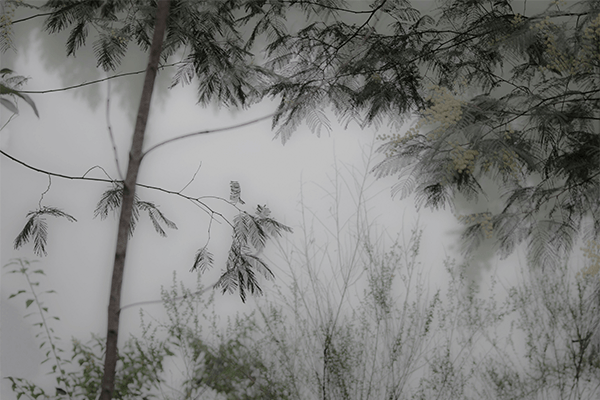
3 0 598 267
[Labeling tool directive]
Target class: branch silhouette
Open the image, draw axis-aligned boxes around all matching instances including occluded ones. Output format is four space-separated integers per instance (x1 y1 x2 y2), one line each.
142 108 290 157
18 63 180 94
0 149 232 226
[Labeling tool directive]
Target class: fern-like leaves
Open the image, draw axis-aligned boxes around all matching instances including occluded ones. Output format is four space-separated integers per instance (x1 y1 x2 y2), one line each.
14 207 77 256
138 201 178 237
196 204 292 302
94 183 177 237
191 247 214 273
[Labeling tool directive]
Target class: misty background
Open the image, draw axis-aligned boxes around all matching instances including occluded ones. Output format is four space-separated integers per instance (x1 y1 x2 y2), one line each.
0 1 567 399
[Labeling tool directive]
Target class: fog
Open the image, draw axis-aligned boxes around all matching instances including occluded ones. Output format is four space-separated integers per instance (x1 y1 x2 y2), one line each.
2 1 592 399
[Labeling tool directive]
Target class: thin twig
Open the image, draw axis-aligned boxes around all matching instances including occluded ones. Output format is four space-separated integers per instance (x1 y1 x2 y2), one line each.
105 80 124 180
0 113 17 131
178 161 202 194
142 110 281 157
38 175 51 209
81 165 113 180
18 63 179 94
11 12 52 24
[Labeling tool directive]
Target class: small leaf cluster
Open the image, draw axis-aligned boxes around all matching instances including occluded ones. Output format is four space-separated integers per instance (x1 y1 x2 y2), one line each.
14 206 76 256
0 68 40 118
13 181 177 258
94 182 177 237
213 205 292 303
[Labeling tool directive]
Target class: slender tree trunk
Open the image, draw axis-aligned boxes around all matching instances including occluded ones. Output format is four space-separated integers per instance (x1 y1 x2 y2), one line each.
100 1 171 399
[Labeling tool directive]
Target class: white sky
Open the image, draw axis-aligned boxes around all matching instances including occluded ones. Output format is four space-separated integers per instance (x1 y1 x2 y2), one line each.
0 2 543 398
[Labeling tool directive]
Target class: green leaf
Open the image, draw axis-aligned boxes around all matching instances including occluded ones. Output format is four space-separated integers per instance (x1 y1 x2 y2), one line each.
25 299 34 308
16 92 39 118
0 68 14 76
0 97 18 114
8 290 26 299
0 83 39 117
32 269 45 274
66 21 88 56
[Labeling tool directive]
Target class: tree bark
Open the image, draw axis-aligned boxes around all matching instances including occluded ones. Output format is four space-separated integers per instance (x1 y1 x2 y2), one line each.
99 1 171 399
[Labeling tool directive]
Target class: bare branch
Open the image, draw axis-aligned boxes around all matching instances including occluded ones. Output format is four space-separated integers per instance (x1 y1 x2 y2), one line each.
105 80 124 180
142 110 282 157
18 63 180 95
178 161 202 194
37 175 51 209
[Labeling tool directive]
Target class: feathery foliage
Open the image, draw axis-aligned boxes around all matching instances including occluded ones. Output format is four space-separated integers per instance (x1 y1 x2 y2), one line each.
238 0 599 267
213 205 292 303
14 207 76 256
93 182 177 237
0 68 39 118
14 0 600 271
39 0 286 107
368 0 600 267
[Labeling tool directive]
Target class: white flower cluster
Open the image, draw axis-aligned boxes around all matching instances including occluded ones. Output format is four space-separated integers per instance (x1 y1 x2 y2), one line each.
512 13 524 26
377 85 465 158
448 141 479 175
420 86 464 132
579 13 600 71
110 29 128 44
457 212 494 239
500 147 520 177
531 11 600 75
578 240 600 278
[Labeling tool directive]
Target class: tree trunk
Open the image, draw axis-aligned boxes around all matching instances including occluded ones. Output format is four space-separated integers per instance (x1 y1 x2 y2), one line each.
99 1 171 399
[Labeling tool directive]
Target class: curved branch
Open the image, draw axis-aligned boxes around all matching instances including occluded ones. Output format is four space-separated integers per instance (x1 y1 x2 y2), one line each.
12 12 51 24
142 110 281 157
18 63 180 95
1 149 113 183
